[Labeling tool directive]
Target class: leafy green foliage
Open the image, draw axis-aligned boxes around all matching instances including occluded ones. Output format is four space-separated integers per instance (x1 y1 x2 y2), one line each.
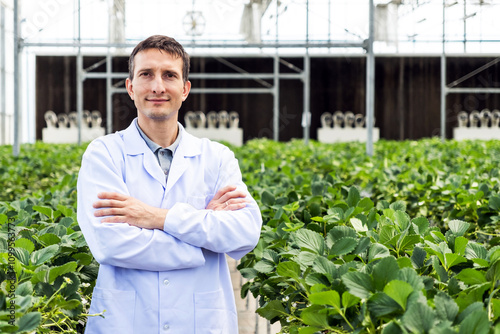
234 139 500 333
0 144 98 333
1 138 500 333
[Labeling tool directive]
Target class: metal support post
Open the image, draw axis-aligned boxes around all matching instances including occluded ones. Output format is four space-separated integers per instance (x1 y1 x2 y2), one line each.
77 53 83 144
1 3 6 145
302 0 310 144
13 0 20 156
440 0 446 141
273 55 279 141
303 53 310 144
106 54 113 134
365 0 375 157
76 0 83 144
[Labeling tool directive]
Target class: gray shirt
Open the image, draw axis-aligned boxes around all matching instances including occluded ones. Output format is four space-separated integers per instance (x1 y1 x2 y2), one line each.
135 121 181 178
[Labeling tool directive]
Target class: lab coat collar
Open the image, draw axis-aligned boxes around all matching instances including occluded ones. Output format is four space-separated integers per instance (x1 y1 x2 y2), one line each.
121 118 202 190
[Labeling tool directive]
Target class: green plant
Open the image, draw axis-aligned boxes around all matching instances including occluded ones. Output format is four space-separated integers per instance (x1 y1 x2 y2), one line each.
0 175 99 333
239 185 500 333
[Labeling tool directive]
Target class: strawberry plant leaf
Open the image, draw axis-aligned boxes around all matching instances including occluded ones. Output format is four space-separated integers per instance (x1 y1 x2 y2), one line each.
17 312 41 333
394 211 410 231
298 327 323 334
256 300 286 320
347 187 360 208
367 292 402 318
465 243 487 260
30 244 59 266
486 260 500 283
411 216 429 236
444 253 467 270
410 246 427 269
312 256 337 278
48 261 78 284
398 234 421 252
309 290 341 310
350 217 367 232
14 238 35 253
300 305 330 328
342 291 360 309
458 309 489 334
488 196 500 211
35 233 61 247
15 281 33 297
454 268 486 286
32 205 54 221
390 201 406 212
261 190 276 206
491 299 500 321
448 220 470 236
254 260 275 273
368 243 390 263
277 261 300 280
342 271 375 299
372 256 400 291
434 292 459 322
294 229 325 255
329 237 358 257
383 280 413 310
402 301 436 333
454 236 469 255
327 226 356 243
432 256 449 282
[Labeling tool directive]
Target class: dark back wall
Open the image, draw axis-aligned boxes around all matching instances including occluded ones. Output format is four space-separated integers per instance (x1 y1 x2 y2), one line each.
36 55 500 142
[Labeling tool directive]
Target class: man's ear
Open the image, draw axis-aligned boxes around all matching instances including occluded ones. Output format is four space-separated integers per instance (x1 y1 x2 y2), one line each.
182 80 191 102
126 78 134 100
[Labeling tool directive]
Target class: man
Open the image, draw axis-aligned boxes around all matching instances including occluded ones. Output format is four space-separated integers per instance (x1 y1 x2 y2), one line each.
77 35 262 333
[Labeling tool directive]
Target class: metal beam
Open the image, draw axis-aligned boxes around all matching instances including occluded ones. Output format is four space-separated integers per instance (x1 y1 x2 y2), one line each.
365 0 375 157
1 3 5 145
273 55 279 141
76 0 83 145
13 0 20 156
440 0 446 142
446 87 500 94
106 54 113 134
191 87 273 94
303 53 310 144
20 41 367 49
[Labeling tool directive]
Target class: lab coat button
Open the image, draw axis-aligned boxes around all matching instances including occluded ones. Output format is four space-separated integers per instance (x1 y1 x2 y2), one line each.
163 324 169 330
163 279 169 286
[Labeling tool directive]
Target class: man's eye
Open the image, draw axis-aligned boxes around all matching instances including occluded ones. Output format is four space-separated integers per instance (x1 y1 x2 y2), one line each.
139 72 150 77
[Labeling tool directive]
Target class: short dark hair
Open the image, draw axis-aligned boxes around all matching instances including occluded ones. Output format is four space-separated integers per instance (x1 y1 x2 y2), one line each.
128 35 190 82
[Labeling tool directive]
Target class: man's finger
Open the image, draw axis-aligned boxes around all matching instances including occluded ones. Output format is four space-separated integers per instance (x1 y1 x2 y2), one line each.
93 199 125 209
212 185 237 201
219 190 247 203
97 192 129 200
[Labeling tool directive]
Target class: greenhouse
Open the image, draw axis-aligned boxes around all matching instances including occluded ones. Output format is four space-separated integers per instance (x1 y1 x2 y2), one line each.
1 1 500 333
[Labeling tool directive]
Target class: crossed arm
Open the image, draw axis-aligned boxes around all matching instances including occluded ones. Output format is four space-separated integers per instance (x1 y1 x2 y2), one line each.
92 185 248 229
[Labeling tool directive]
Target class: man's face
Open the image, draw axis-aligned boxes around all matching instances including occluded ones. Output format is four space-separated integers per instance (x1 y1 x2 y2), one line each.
126 48 191 122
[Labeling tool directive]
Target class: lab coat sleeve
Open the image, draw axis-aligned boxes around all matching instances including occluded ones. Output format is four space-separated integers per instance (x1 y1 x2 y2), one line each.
77 139 205 271
164 145 262 260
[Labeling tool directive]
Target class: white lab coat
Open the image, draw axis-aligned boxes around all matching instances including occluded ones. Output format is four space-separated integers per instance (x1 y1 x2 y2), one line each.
77 118 262 334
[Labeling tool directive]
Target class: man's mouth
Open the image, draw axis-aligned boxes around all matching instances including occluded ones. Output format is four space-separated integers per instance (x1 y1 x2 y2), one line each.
147 97 169 103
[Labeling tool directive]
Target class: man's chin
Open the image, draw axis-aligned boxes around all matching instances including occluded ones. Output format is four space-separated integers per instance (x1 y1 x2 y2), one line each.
141 111 177 121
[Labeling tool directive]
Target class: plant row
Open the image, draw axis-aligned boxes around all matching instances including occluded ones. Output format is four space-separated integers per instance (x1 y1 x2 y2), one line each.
0 138 499 333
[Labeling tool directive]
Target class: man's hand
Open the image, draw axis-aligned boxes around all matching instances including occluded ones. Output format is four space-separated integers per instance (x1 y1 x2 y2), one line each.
206 185 248 211
93 192 167 230
94 186 246 230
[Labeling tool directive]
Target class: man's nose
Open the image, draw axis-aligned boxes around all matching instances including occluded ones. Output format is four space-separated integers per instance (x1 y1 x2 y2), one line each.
151 76 165 94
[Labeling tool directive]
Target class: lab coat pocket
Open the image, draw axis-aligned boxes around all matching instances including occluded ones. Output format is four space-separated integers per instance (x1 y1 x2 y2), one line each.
188 195 211 210
194 289 227 334
86 287 136 334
